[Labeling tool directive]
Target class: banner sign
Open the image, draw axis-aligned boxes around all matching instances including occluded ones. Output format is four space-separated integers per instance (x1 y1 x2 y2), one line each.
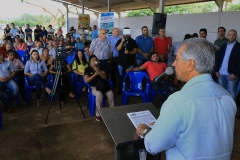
100 12 114 35
78 14 90 29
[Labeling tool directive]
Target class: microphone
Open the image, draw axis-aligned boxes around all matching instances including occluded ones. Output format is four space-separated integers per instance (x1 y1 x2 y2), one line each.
153 67 174 83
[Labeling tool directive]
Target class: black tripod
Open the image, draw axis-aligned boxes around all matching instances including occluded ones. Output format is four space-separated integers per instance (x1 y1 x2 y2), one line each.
45 61 86 124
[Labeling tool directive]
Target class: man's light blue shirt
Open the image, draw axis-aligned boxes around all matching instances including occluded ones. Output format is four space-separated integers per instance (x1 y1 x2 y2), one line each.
108 35 121 57
135 35 154 59
24 60 48 76
144 74 236 160
10 27 18 38
0 60 15 77
75 42 84 50
92 30 98 40
219 40 236 75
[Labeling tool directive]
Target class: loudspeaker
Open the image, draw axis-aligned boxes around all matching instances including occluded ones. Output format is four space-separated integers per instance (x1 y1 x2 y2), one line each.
152 13 167 34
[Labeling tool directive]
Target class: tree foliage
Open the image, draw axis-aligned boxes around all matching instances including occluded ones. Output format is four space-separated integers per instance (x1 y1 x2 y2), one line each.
127 9 153 17
5 14 52 27
227 1 240 11
126 1 240 17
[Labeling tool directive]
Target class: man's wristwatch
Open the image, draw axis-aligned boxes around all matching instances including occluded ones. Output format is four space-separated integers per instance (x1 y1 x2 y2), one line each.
142 129 148 136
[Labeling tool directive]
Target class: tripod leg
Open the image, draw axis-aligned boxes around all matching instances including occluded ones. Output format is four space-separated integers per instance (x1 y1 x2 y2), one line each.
76 98 86 119
45 95 55 124
45 65 61 124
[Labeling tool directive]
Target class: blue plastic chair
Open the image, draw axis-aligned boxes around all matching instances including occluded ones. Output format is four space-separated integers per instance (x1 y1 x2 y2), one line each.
73 73 85 100
17 50 28 64
24 76 36 104
84 78 113 116
24 75 50 104
122 71 150 105
149 88 165 103
27 46 32 52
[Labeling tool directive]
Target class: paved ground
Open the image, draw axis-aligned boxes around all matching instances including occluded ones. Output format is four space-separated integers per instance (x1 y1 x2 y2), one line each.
0 91 240 160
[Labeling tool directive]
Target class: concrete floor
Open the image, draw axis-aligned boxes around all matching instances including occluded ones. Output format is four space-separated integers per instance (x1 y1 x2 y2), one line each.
0 91 240 160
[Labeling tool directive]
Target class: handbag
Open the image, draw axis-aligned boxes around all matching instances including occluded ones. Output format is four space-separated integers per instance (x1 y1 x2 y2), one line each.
96 78 111 93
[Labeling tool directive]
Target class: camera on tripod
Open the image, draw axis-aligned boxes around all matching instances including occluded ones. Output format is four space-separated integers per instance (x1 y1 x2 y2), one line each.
55 45 68 60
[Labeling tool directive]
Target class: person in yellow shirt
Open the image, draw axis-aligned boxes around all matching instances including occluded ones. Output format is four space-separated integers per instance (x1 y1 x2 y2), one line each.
72 50 88 90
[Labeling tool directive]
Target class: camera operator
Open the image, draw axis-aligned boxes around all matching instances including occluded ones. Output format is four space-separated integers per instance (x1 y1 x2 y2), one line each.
115 27 138 94
84 55 114 121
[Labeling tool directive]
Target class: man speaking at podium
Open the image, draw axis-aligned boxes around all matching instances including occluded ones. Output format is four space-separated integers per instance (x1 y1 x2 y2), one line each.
137 38 236 160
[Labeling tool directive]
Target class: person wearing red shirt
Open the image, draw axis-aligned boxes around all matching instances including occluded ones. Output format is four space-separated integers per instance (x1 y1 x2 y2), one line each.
17 39 27 51
126 51 166 82
154 27 170 64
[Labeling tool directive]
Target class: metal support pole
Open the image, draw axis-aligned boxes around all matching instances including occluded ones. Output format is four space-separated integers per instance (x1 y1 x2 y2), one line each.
82 0 84 14
159 0 165 13
108 0 111 12
63 4 69 32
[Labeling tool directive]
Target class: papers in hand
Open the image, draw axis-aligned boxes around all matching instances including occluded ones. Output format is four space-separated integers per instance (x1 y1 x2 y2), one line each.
127 110 156 129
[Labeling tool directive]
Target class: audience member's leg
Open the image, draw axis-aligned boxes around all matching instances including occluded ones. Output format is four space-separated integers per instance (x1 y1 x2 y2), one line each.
5 80 19 106
0 83 9 108
106 90 114 107
227 75 238 101
65 72 76 95
16 70 25 100
92 87 103 116
29 74 51 93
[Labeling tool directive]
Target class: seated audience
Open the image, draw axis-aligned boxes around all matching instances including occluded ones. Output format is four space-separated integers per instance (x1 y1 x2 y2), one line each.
73 50 88 80
17 27 25 39
6 50 25 101
84 45 91 61
69 36 76 49
84 55 114 121
81 35 90 46
26 37 34 47
75 37 84 51
14 36 20 50
40 48 53 69
24 50 51 107
0 52 19 112
1 44 8 58
31 41 43 55
65 33 70 43
126 51 167 83
57 27 63 37
65 44 76 65
48 41 56 59
41 27 48 38
17 39 27 51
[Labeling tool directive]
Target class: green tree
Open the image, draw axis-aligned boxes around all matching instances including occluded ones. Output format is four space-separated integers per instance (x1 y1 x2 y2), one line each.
127 9 153 17
126 2 217 17
227 1 240 11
